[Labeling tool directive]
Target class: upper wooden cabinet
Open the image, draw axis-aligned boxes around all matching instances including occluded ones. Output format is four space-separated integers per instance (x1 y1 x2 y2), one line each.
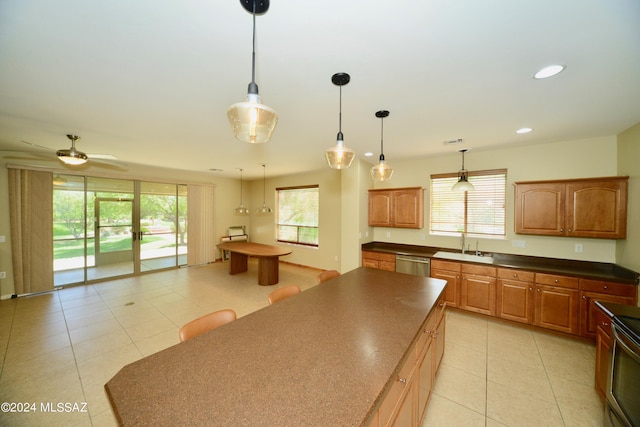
514 176 628 239
368 187 424 229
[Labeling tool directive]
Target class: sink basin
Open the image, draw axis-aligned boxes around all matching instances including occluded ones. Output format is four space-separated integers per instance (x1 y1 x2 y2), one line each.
433 251 494 264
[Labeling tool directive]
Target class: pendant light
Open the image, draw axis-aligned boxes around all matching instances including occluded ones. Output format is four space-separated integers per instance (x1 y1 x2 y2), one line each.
234 168 250 215
227 0 278 144
452 148 474 192
370 110 393 181
325 72 355 169
57 134 88 165
256 164 272 215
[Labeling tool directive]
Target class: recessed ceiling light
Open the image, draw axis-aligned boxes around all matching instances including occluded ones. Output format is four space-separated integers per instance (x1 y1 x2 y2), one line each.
534 65 565 79
516 127 533 134
364 152 374 157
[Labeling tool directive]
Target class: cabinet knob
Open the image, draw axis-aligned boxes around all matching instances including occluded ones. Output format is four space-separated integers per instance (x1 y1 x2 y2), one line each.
554 279 559 284
529 287 533 291
424 328 431 334
537 289 541 292
568 229 572 232
603 321 609 327
513 273 518 278
398 377 407 384
582 295 587 300
560 228 564 232
603 285 609 290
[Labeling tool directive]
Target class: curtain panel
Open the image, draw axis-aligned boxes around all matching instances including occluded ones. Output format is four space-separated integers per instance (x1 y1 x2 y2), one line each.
8 168 54 295
187 184 215 266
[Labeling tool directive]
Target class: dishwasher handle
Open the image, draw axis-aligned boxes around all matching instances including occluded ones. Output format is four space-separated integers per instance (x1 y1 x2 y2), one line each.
396 255 430 264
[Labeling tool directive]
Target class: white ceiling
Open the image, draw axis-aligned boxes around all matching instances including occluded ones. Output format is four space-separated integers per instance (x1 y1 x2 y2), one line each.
1 0 639 179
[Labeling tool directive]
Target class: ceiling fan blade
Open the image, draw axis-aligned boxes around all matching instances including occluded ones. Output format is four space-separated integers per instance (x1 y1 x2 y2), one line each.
21 140 55 151
87 153 118 160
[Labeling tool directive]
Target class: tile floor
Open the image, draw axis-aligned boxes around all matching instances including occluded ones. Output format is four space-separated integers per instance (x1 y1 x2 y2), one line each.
0 261 604 426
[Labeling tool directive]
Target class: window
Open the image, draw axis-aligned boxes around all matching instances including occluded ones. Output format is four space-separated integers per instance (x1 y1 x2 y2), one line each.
430 169 506 237
276 185 319 246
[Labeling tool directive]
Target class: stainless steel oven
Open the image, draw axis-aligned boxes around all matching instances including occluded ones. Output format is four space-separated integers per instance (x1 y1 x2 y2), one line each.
606 316 640 427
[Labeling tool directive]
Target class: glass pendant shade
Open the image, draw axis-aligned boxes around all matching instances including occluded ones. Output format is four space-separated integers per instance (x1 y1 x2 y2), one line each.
371 110 392 181
228 91 278 144
326 73 354 169
452 148 474 191
256 164 273 215
325 135 355 169
227 1 277 144
234 169 250 216
371 157 393 181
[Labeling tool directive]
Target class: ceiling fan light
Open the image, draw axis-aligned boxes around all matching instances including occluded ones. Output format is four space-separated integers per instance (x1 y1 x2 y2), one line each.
56 149 88 165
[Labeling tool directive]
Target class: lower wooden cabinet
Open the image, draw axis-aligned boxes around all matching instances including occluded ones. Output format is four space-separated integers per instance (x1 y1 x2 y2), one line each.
533 273 580 335
430 260 461 308
594 305 613 402
373 295 446 427
496 268 535 324
362 251 396 272
579 279 637 339
461 264 497 316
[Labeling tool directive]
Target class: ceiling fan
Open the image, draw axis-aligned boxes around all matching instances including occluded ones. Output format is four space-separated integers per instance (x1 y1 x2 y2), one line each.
24 134 118 164
16 134 123 169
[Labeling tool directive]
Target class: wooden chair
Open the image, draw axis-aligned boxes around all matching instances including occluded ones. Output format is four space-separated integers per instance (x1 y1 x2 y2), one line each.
316 269 340 284
179 309 237 342
268 285 301 305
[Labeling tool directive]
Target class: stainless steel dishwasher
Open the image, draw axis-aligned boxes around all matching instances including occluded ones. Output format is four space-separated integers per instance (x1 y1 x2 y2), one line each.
395 254 430 277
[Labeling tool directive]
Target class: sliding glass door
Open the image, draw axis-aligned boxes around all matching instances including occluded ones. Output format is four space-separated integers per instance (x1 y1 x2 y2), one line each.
53 176 188 286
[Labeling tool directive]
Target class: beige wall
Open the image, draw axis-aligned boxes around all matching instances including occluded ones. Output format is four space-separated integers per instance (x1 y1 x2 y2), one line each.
617 123 640 273
1 129 638 297
370 136 620 263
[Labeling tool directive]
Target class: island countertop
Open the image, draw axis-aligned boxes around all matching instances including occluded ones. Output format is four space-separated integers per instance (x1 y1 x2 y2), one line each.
105 267 447 426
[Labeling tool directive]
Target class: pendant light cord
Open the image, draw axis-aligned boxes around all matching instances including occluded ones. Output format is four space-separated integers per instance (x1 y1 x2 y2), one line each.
338 85 343 133
380 117 384 155
251 1 256 84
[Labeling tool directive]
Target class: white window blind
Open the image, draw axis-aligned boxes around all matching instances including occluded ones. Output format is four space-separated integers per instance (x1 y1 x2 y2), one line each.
276 185 319 246
430 169 506 237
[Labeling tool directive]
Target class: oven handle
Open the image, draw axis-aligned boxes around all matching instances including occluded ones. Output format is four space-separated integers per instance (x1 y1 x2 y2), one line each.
611 323 640 365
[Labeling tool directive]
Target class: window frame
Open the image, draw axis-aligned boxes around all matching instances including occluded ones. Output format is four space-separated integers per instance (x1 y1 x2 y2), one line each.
429 169 507 238
276 185 320 247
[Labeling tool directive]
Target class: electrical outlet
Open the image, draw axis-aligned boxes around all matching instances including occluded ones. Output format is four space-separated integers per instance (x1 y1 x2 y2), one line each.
575 244 583 253
0 235 5 243
0 272 6 279
512 240 526 248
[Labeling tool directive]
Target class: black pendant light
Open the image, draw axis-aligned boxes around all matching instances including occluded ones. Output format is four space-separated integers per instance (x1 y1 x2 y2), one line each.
256 164 272 215
325 72 355 169
370 110 393 181
452 148 474 192
227 0 278 144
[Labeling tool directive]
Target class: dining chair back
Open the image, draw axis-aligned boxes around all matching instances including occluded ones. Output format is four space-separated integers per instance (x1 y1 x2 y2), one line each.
268 285 301 305
179 309 237 342
316 269 340 284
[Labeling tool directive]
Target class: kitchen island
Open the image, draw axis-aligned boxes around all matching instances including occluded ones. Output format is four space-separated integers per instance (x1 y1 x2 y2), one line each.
105 267 447 426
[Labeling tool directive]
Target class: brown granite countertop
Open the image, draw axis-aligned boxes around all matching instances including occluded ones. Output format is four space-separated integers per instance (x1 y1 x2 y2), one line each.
105 267 446 426
362 242 639 285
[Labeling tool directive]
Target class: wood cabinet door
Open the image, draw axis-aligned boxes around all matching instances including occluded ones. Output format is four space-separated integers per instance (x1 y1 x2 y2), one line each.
497 279 534 324
579 292 635 338
461 274 496 316
515 182 565 236
416 335 434 424
595 308 612 402
431 268 460 308
566 179 628 238
393 188 424 229
369 190 393 226
534 285 579 334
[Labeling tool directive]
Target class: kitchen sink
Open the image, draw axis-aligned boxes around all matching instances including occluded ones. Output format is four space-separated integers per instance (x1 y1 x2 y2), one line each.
433 251 494 264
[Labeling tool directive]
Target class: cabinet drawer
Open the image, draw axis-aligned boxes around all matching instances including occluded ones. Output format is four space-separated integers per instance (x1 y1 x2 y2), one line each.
580 279 637 298
377 347 415 426
595 306 612 335
462 263 496 277
362 251 395 262
497 268 534 282
431 259 461 272
535 273 579 289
